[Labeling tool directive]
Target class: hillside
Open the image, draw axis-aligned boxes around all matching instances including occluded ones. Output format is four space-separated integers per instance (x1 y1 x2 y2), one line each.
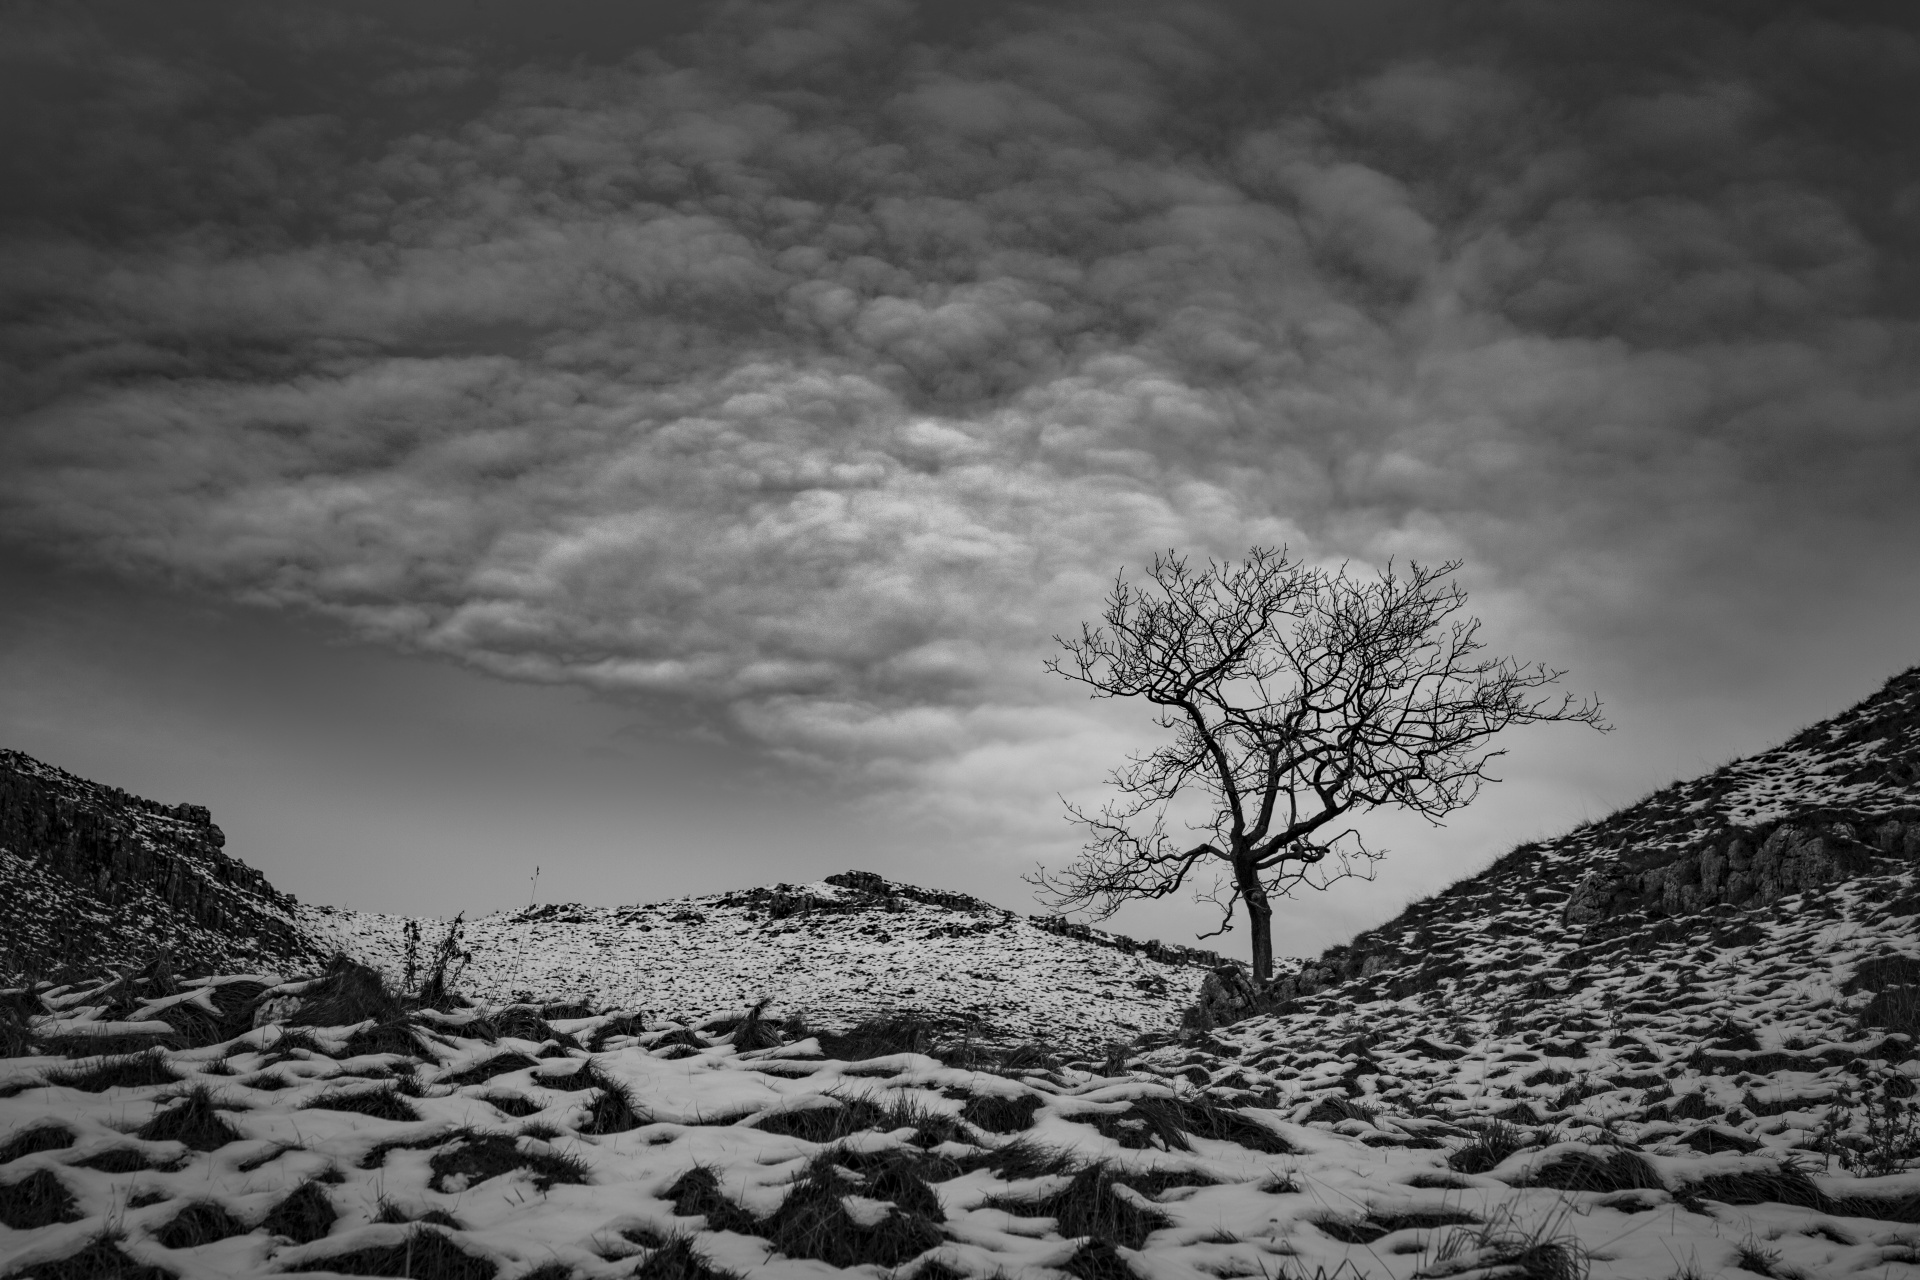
1 670 1917 1280
0 751 323 981
0 751 1259 1050
1203 663 1920 1019
297 875 1252 1050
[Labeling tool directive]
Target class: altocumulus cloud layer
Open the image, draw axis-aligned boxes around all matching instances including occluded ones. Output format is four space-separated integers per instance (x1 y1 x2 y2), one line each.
3 0 1918 845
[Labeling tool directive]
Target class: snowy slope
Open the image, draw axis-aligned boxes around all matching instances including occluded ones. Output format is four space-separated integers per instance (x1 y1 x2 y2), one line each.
0 749 1259 1050
1 902 1915 1280
2 669 1917 1279
297 877 1247 1051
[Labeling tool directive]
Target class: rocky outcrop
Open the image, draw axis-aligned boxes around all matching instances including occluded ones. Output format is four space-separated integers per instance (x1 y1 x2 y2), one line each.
1563 813 1917 928
0 750 321 979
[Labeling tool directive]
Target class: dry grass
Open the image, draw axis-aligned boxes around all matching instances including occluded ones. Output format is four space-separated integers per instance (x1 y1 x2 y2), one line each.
0 1123 74 1165
757 1154 945 1267
426 1132 591 1193
135 1085 242 1151
260 1179 337 1244
2 1231 174 1279
0 1167 81 1230
47 1049 178 1093
290 1227 498 1279
153 1199 250 1249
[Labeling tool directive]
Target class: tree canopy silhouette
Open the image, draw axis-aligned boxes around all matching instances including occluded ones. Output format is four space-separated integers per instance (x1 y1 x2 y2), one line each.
1031 549 1607 981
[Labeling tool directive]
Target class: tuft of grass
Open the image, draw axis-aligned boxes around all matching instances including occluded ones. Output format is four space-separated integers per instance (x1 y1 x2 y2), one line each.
485 1005 581 1050
74 1147 164 1173
874 1091 970 1148
48 1049 178 1093
290 1227 498 1279
0 1167 82 1230
957 1136 1079 1180
1317 1208 1480 1245
145 999 223 1050
1086 1097 1190 1152
0 993 34 1059
1446 1120 1529 1174
1673 1163 1825 1212
1302 1095 1377 1126
1405 1172 1476 1190
477 1092 542 1119
361 1131 459 1172
1063 1237 1136 1280
753 1094 889 1143
153 1199 249 1250
959 1090 1043 1135
758 1154 945 1268
814 1014 954 1063
725 999 784 1053
585 1079 648 1134
136 1085 242 1151
0 1123 75 1166
3 1231 174 1280
376 1198 464 1229
632 1235 745 1280
545 1059 647 1134
587 1013 646 1052
303 1086 419 1123
343 1018 425 1060
1420 1201 1590 1280
830 1145 955 1220
439 1052 539 1088
666 1165 763 1235
198 979 273 1041
1733 1235 1782 1277
983 1161 1169 1249
993 1041 1064 1074
261 1179 337 1245
39 1032 178 1058
1518 1149 1663 1193
1171 1093 1299 1155
427 1132 590 1193
261 1027 328 1064
288 958 412 1030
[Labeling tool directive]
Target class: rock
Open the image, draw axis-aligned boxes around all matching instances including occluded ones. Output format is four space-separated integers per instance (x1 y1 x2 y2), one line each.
1193 965 1260 1025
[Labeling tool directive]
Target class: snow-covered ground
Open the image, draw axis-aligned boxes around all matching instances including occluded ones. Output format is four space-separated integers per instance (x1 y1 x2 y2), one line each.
2 838 1915 1280
297 879 1237 1051
4 676 1917 1278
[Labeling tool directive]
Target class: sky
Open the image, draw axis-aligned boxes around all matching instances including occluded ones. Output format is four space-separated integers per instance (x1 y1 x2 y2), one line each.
3 0 1918 963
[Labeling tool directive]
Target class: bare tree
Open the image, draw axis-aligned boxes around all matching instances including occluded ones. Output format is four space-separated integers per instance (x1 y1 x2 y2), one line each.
1029 549 1607 982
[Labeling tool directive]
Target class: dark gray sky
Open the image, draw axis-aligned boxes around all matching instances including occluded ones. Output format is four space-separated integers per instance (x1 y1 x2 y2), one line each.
3 0 1918 959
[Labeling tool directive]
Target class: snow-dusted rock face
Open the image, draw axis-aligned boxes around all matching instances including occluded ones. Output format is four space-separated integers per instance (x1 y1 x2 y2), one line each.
1264 666 1920 1004
0 751 322 979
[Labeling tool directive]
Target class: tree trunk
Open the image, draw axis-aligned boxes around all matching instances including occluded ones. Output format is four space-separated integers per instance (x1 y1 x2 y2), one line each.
1236 859 1274 982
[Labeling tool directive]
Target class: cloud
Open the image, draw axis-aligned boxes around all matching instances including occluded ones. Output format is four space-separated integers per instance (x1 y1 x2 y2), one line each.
2 0 1917 877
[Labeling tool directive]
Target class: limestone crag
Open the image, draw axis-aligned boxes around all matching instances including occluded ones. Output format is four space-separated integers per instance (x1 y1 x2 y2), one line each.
1564 813 1919 926
1237 666 1920 1013
0 749 321 978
